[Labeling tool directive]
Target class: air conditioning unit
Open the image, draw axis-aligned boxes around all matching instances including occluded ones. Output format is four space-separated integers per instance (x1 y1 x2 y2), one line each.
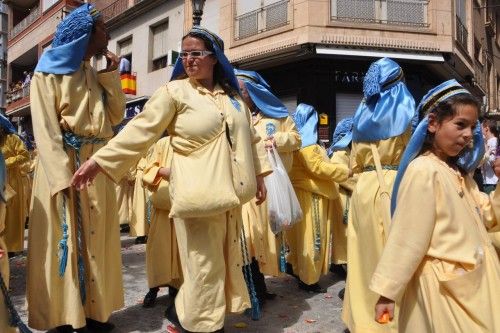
167 50 180 66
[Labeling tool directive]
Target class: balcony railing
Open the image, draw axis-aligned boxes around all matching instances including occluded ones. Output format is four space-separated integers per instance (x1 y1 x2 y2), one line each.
8 6 41 40
234 0 289 40
6 83 30 105
456 15 468 50
101 0 129 22
331 0 429 27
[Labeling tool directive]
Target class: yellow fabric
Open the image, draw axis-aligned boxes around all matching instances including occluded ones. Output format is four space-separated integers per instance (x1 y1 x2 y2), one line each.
329 149 358 264
27 63 125 330
143 137 182 289
2 134 29 252
174 210 250 332
342 129 410 333
242 114 301 276
286 145 348 284
0 202 16 333
115 174 134 225
130 155 150 237
91 78 270 330
370 153 500 333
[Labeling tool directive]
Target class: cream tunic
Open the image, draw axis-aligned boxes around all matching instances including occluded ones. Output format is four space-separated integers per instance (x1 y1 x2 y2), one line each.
115 169 134 225
242 113 300 276
27 62 125 330
91 78 271 332
0 202 16 333
2 134 30 252
370 153 500 333
286 145 348 284
130 155 150 237
142 137 182 289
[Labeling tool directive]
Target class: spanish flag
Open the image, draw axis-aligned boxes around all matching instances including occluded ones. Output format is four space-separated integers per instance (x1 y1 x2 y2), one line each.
121 73 137 95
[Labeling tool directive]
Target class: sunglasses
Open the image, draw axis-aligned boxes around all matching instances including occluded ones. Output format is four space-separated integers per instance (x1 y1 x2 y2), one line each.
180 50 213 59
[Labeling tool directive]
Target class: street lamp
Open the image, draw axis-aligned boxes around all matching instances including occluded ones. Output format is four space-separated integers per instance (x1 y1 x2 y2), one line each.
192 0 205 26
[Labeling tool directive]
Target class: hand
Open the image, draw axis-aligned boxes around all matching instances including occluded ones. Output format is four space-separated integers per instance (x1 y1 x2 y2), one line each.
71 159 103 191
158 167 171 180
375 296 395 324
255 175 267 205
264 136 276 149
103 50 119 72
494 158 500 178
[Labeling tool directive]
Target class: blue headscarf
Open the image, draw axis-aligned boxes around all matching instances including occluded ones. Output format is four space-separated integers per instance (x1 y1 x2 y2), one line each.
353 58 416 142
234 69 289 119
171 27 240 91
0 114 17 136
391 79 484 214
293 103 318 148
35 4 101 74
327 117 353 157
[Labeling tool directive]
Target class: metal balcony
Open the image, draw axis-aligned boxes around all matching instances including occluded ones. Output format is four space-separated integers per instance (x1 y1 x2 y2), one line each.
101 0 129 22
455 15 468 50
8 6 41 40
234 0 289 40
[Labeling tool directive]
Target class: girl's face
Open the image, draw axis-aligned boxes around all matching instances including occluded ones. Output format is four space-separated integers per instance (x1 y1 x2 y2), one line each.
428 103 479 161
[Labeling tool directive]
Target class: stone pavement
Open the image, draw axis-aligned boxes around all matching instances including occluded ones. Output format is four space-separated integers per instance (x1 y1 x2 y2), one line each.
10 235 348 333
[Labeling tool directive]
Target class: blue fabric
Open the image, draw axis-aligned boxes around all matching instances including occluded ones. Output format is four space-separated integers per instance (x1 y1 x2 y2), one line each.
293 103 318 148
391 79 484 214
327 117 353 156
234 69 289 119
353 58 416 142
35 4 100 74
0 114 17 135
171 26 239 93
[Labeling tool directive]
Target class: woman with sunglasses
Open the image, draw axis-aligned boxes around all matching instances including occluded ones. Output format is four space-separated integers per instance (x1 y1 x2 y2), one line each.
71 27 271 333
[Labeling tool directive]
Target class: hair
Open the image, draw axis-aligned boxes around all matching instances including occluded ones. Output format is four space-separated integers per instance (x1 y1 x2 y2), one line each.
420 93 480 158
177 32 238 97
482 117 499 137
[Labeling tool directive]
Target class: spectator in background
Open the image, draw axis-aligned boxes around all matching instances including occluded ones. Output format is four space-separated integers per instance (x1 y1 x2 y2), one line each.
22 71 31 87
119 56 131 74
481 118 498 193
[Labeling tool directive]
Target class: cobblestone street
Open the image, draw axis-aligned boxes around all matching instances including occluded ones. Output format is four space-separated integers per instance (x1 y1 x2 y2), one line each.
10 234 348 333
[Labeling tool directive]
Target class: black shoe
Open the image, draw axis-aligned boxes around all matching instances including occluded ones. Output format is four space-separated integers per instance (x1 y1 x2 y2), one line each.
86 318 115 332
120 224 130 233
135 236 147 244
330 263 347 280
168 285 179 298
56 325 73 333
298 281 327 293
143 287 159 308
75 327 90 333
338 287 345 300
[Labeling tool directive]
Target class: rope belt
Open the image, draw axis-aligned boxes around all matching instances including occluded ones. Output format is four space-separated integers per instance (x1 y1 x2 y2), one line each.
61 132 106 305
363 165 399 172
0 271 32 332
240 226 261 320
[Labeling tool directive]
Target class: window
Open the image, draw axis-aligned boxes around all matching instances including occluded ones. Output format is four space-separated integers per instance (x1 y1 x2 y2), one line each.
474 37 483 65
42 0 59 12
331 0 429 27
151 20 169 71
234 0 289 40
118 37 132 74
455 0 468 50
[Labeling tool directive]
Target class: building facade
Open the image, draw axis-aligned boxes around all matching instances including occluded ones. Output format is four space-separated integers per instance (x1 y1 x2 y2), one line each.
191 0 499 143
0 2 7 114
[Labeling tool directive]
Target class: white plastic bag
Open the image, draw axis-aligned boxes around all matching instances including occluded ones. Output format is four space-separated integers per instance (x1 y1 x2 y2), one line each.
264 148 303 234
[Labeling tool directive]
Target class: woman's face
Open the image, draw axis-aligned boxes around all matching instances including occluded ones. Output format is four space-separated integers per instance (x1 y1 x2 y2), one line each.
87 18 109 56
181 36 217 82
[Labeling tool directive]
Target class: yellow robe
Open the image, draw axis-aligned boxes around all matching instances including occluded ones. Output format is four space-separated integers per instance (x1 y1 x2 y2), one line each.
2 134 29 252
91 78 271 332
142 137 182 289
130 155 150 237
286 144 348 285
0 202 16 333
27 62 125 330
242 114 301 276
115 170 134 225
370 153 500 333
342 129 410 333
329 148 358 265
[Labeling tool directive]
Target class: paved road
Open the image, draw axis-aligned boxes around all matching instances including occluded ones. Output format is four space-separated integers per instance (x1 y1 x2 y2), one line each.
10 235 348 333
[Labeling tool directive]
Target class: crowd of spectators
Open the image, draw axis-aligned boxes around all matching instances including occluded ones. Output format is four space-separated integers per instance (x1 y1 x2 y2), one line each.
6 71 32 104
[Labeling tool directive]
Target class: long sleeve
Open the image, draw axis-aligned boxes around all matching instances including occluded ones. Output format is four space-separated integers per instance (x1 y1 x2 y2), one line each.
370 160 437 301
274 116 301 153
473 185 500 249
300 145 349 183
93 85 176 183
30 74 73 196
97 69 126 126
3 135 29 169
247 110 272 177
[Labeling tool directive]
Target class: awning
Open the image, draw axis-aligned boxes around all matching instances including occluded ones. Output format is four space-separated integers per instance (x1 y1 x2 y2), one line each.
315 46 445 62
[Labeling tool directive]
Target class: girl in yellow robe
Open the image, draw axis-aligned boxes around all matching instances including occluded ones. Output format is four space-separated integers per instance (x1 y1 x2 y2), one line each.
141 136 182 308
1 132 29 254
341 58 416 333
236 69 301 304
286 103 349 292
371 80 500 332
72 27 271 333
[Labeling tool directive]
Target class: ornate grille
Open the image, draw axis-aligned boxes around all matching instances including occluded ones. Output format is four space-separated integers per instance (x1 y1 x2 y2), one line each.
235 0 289 40
331 0 428 27
455 15 468 50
